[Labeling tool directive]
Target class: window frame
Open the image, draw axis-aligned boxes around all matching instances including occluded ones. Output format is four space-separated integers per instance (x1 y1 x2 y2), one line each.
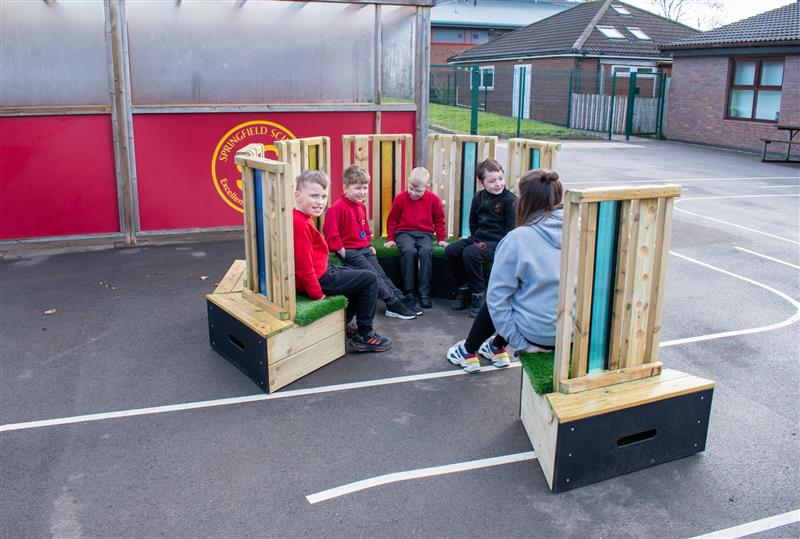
611 65 656 79
469 65 495 91
596 25 626 39
627 27 651 40
725 56 784 123
611 4 632 15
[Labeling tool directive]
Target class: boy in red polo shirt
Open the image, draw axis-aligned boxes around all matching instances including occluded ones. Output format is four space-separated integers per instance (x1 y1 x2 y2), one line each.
293 169 391 352
383 167 448 309
323 165 418 320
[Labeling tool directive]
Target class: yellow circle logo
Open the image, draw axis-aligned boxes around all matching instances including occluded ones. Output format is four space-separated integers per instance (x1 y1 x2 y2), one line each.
211 120 296 213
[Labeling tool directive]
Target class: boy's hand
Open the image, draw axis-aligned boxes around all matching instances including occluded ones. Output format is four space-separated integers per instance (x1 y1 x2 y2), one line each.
369 246 376 255
438 240 448 247
383 240 396 248
337 248 346 259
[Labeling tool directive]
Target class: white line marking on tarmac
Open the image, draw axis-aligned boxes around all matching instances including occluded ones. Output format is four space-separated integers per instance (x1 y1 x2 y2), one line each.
305 451 537 504
760 184 800 188
734 246 800 270
0 364 519 432
661 251 800 347
569 176 798 185
674 194 800 245
687 508 800 539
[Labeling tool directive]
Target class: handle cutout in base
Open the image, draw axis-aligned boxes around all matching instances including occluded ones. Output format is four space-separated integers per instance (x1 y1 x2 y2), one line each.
617 428 657 447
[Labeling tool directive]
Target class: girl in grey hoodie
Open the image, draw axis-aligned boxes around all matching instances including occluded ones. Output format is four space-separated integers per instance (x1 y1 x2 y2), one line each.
447 169 563 373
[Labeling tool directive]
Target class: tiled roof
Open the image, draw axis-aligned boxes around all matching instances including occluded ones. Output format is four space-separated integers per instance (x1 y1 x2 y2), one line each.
432 0 577 29
448 0 699 62
664 3 800 49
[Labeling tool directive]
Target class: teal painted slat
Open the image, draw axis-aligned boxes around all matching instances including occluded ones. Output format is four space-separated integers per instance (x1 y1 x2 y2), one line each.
529 148 540 169
587 201 619 372
461 142 477 236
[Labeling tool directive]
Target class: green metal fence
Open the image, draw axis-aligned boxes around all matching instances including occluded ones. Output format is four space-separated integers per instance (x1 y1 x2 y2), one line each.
430 64 669 139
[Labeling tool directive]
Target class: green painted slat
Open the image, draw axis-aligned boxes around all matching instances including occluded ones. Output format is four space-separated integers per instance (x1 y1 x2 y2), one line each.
587 201 619 372
461 142 477 236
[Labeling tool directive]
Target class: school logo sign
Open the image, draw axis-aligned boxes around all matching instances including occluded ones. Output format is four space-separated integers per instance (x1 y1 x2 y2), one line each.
211 120 296 213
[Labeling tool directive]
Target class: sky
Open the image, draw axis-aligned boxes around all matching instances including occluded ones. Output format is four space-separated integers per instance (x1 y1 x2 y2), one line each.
621 0 797 30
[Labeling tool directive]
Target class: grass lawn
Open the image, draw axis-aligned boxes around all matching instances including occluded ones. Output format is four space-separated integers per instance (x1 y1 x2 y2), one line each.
429 103 598 140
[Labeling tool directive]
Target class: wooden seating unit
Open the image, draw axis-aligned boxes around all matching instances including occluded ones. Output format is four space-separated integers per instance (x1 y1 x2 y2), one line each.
207 143 346 393
506 138 560 193
520 184 715 492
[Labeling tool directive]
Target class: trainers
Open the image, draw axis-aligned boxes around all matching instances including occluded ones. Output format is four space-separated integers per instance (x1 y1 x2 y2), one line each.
346 321 357 339
451 286 470 310
478 337 510 368
447 340 481 373
350 331 392 352
419 296 433 308
524 343 554 354
402 293 423 316
385 299 416 320
468 293 483 318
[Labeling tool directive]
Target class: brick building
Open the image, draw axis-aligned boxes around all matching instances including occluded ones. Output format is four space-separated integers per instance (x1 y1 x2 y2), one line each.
447 0 697 127
662 3 800 155
431 0 577 65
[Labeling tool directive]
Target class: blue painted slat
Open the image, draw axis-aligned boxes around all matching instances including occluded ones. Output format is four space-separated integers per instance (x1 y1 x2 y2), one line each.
253 169 267 297
529 148 540 169
588 201 619 372
461 142 477 236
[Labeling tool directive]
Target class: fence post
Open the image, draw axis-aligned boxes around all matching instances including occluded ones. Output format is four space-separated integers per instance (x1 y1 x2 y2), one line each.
566 67 574 129
453 66 458 106
470 66 479 135
516 66 526 138
656 72 667 138
625 72 637 141
607 72 616 140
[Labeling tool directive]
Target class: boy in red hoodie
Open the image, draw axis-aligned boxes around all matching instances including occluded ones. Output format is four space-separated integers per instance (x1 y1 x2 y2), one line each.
293 170 391 352
383 167 448 309
322 165 419 320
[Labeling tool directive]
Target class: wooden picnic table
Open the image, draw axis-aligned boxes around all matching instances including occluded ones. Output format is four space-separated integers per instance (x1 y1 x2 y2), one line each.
762 124 800 163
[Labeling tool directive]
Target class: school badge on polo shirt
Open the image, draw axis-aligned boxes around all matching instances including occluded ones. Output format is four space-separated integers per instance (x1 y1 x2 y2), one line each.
211 120 296 213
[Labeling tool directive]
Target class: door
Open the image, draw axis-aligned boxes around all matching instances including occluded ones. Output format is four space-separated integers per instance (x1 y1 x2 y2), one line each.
512 64 531 119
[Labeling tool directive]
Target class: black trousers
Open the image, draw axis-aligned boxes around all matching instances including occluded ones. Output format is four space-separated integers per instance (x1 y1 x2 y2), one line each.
464 303 508 353
444 237 498 294
395 231 434 296
341 247 401 303
318 265 377 335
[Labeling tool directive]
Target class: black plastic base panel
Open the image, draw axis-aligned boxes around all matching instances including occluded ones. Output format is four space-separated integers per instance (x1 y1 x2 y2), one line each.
377 256 458 300
208 300 268 392
552 388 714 492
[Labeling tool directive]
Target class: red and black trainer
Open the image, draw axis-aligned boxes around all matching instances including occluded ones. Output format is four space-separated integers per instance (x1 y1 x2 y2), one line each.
350 331 393 353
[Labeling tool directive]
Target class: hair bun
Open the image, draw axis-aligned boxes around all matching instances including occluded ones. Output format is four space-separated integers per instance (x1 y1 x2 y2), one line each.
541 170 559 183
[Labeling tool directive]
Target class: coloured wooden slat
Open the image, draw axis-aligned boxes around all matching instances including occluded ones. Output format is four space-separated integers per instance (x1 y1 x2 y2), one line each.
307 144 318 171
440 134 454 236
571 202 599 379
529 147 541 169
380 140 395 237
253 169 268 297
403 135 413 190
460 141 477 236
587 201 619 372
608 200 634 370
370 137 380 236
241 166 257 293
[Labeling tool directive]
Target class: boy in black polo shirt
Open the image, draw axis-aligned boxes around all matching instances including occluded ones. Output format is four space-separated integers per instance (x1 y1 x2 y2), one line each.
444 158 517 317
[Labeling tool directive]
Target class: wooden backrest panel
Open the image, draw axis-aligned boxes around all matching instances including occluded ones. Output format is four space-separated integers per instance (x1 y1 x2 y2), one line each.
342 134 413 237
506 138 561 194
555 184 681 393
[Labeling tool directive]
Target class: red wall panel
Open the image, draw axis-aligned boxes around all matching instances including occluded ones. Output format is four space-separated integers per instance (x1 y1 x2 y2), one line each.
0 115 119 240
133 112 377 231
380 110 417 190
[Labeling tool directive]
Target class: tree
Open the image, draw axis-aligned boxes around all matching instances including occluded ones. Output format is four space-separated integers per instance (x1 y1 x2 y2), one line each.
647 0 728 30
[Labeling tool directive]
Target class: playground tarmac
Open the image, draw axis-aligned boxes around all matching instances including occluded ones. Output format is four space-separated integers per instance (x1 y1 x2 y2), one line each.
1 138 798 538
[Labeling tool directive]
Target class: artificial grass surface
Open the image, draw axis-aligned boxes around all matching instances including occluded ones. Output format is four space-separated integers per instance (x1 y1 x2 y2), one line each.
429 103 599 141
325 237 457 263
518 351 556 395
294 294 348 326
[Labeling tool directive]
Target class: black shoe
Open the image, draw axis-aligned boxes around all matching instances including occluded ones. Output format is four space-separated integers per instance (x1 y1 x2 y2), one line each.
404 296 423 316
451 287 470 310
468 293 484 318
419 296 433 308
350 331 392 352
385 300 417 320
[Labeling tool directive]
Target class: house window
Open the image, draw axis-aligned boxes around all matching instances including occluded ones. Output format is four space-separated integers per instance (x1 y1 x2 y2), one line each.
611 65 656 78
627 27 651 40
727 58 783 121
470 66 495 91
597 26 626 39
433 28 465 43
611 5 631 15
